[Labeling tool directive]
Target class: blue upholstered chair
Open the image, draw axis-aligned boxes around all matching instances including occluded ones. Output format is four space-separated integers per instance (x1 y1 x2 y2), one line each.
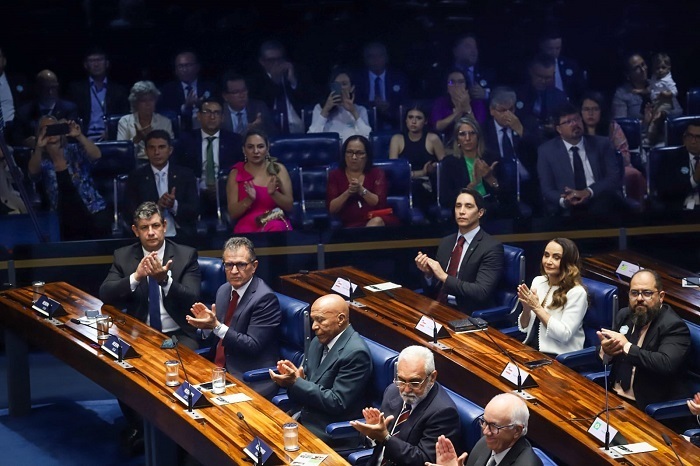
665 115 700 146
197 256 226 307
269 132 340 168
92 141 136 236
533 447 559 466
372 159 425 225
614 118 642 153
105 114 127 140
369 131 394 159
687 88 700 115
443 387 485 452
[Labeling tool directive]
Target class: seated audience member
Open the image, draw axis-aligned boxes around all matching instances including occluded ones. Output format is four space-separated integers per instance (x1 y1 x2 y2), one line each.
415 188 504 315
389 104 445 211
537 103 623 215
580 91 646 204
431 69 474 137
118 80 173 160
688 393 700 423
598 270 691 411
28 116 110 240
426 393 543 466
176 98 242 215
350 345 461 466
451 34 495 124
187 236 282 398
158 50 217 131
656 123 700 210
13 70 78 147
221 72 277 137
353 41 410 130
0 152 27 215
327 135 399 228
248 40 315 134
439 116 504 213
648 52 679 145
515 54 568 132
0 46 31 136
68 47 129 141
125 130 198 241
517 238 587 356
269 294 372 446
308 68 372 142
538 29 586 102
226 129 293 233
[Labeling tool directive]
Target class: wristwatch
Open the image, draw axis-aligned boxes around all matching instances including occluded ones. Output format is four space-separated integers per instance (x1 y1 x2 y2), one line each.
361 188 368 197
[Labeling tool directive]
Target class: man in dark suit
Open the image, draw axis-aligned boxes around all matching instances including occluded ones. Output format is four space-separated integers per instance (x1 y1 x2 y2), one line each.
537 103 622 215
353 42 410 130
124 130 199 241
598 269 690 412
515 54 568 131
221 72 277 137
416 188 504 315
68 47 129 140
158 50 218 132
538 31 587 102
656 124 700 210
248 40 315 134
270 294 372 445
187 237 281 398
0 46 31 135
351 345 460 466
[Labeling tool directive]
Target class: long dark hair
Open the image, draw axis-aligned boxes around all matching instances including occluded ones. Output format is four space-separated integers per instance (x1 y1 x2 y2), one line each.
580 90 611 137
539 238 584 309
339 135 373 173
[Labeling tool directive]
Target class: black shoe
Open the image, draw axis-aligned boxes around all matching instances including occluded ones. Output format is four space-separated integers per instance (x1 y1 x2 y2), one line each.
121 427 145 458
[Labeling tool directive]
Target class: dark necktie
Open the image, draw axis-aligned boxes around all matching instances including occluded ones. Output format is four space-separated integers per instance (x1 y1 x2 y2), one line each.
616 323 642 391
320 345 329 364
438 236 466 304
486 456 497 466
214 291 239 367
374 76 382 101
148 276 162 331
571 146 587 190
501 127 515 160
380 404 412 466
205 136 216 187
467 67 475 87
693 156 700 184
185 85 193 99
236 112 246 134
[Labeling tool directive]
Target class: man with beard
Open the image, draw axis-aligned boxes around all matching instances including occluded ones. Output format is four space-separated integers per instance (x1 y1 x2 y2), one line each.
597 269 691 410
350 345 460 466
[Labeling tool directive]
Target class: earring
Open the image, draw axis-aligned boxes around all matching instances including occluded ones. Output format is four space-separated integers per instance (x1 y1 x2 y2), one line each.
244 155 248 162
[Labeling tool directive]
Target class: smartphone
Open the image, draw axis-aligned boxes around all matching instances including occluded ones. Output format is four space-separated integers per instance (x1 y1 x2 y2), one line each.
330 82 343 97
44 123 70 136
524 359 552 369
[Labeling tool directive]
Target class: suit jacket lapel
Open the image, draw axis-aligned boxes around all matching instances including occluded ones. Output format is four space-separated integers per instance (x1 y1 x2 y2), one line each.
557 138 575 187
583 136 601 180
311 327 355 382
395 383 439 439
231 277 256 328
459 230 482 270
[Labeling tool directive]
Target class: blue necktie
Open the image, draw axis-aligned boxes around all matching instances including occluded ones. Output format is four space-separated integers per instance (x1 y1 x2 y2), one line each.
148 276 162 331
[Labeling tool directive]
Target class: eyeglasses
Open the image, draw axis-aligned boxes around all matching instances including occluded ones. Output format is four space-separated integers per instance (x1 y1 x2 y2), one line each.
393 375 429 389
557 116 582 127
223 261 252 271
629 290 659 299
448 79 466 86
345 150 367 159
200 109 222 116
477 415 517 435
458 130 478 137
683 133 700 142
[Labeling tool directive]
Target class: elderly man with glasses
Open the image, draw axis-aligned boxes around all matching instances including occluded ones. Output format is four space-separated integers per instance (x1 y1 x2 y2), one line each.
351 345 460 466
186 236 281 398
597 269 690 414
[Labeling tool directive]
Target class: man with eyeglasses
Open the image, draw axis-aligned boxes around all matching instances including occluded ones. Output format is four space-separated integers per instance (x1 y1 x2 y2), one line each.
186 236 281 398
656 123 700 210
350 345 460 466
515 54 567 130
269 294 371 446
221 72 277 136
597 269 690 412
537 102 623 215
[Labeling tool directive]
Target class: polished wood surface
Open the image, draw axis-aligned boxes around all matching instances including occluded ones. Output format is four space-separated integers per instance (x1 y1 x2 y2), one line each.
280 266 699 466
583 250 700 325
0 282 348 466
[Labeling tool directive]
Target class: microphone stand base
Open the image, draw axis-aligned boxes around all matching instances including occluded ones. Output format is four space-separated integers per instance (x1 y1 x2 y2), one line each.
349 300 366 308
599 447 623 459
183 409 205 421
115 360 134 370
429 341 452 352
511 389 536 401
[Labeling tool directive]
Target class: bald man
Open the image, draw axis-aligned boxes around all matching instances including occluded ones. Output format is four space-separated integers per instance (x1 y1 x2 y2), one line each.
270 294 372 445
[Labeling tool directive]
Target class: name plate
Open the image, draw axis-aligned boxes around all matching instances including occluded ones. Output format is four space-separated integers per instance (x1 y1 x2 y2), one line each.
244 437 274 465
615 261 640 279
174 381 211 409
500 362 538 389
415 316 449 340
588 416 619 444
101 335 138 360
31 295 66 318
331 277 365 300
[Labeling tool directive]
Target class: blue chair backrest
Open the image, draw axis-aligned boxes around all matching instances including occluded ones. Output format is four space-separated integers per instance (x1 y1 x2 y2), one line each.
581 277 618 347
275 292 311 366
270 133 340 168
687 88 700 115
685 320 700 393
369 131 394 159
648 145 684 196
105 114 128 140
665 115 700 146
197 257 225 307
92 141 136 178
362 337 399 408
498 244 525 312
614 118 642 151
443 387 484 452
533 447 559 466
372 159 412 223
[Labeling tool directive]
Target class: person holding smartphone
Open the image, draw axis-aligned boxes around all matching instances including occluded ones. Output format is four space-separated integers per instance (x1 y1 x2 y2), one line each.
517 238 587 356
308 68 372 142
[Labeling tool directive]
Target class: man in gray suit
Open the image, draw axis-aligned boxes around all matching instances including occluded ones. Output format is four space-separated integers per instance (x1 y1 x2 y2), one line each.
537 102 623 215
270 294 372 446
187 237 281 398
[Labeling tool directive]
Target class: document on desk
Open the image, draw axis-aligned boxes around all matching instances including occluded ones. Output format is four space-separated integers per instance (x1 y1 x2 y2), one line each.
364 282 402 292
210 393 253 406
291 452 328 465
611 442 657 455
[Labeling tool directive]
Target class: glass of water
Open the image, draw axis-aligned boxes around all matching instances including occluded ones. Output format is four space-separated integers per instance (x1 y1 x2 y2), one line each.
212 367 226 394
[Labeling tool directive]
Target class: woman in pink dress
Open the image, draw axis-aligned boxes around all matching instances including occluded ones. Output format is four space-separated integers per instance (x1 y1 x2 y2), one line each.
226 129 294 232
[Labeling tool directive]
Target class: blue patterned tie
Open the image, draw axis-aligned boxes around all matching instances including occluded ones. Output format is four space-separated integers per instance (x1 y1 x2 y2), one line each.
148 276 162 331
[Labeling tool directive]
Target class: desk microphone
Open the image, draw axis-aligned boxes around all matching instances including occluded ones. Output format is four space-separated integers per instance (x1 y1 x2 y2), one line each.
171 335 194 412
662 433 685 466
237 412 262 466
597 357 626 458
481 329 535 400
70 317 133 368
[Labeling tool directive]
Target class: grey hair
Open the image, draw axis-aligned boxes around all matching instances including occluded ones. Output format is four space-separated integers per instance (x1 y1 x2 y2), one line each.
489 86 517 109
398 345 435 375
133 201 163 224
491 393 530 434
223 237 256 261
128 80 161 111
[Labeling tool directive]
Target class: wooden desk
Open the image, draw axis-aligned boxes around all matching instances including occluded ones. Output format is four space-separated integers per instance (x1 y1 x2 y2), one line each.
280 266 698 466
583 250 700 325
0 282 348 466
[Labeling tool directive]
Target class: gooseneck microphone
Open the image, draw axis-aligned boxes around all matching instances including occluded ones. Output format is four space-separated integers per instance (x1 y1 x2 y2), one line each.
70 317 123 362
171 335 193 412
481 328 534 399
662 433 685 466
237 412 262 466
